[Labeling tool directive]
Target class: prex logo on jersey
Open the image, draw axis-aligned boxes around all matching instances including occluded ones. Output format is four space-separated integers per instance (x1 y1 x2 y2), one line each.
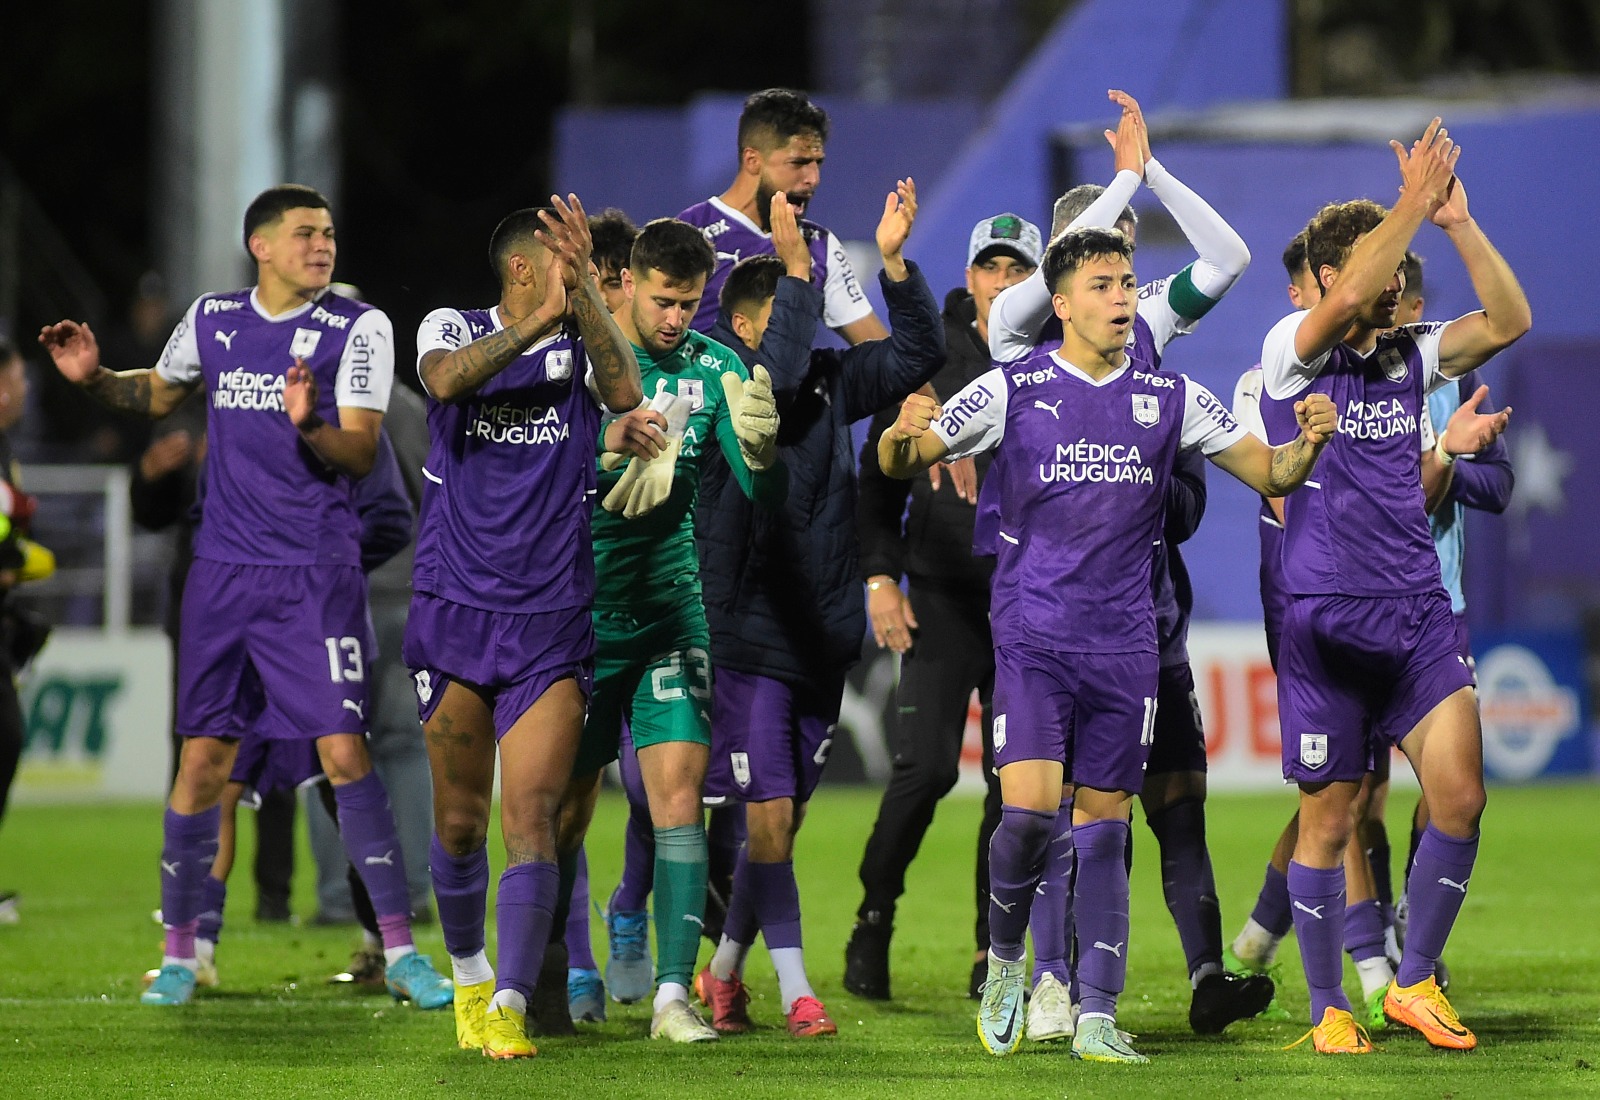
310 303 351 330
1132 394 1160 427
204 298 243 315
1011 363 1057 387
290 328 322 360
547 348 573 382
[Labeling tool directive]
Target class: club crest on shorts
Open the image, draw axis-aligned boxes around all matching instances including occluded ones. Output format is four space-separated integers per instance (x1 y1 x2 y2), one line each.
1132 393 1160 427
678 378 704 411
1378 347 1408 382
290 328 322 360
1299 733 1328 769
993 713 1007 751
730 751 751 788
413 669 434 705
546 348 573 382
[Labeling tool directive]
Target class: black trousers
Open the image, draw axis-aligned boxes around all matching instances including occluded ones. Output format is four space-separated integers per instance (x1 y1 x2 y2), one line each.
855 582 1000 951
0 659 21 829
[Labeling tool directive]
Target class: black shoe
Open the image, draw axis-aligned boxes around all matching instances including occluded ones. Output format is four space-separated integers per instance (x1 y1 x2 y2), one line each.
256 895 293 923
968 958 985 1000
1189 970 1276 1035
843 912 892 1000
701 881 728 946
528 941 576 1037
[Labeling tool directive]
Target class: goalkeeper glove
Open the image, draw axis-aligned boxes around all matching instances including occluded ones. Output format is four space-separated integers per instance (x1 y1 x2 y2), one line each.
602 381 692 519
721 364 779 472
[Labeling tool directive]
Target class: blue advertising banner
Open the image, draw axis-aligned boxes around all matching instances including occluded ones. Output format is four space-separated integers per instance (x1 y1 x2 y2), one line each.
1471 630 1590 782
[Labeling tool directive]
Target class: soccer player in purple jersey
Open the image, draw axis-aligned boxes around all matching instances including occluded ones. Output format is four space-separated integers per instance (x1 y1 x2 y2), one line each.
1257 120 1529 1055
407 197 653 1059
39 184 450 1011
986 91 1272 1040
679 88 887 343
880 226 1336 1062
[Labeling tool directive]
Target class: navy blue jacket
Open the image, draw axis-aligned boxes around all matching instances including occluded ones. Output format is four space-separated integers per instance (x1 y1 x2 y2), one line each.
697 263 945 687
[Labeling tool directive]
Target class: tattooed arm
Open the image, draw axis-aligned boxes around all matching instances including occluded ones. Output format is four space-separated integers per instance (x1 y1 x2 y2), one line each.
536 193 642 412
38 320 196 418
1210 391 1338 496
418 261 568 404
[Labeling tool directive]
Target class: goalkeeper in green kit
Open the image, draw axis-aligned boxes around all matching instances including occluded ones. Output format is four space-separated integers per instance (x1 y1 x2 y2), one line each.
565 216 785 1044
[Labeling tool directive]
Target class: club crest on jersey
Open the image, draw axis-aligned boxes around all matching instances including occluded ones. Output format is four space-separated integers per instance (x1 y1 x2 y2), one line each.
730 751 751 788
1132 393 1160 427
1378 347 1408 382
1300 733 1328 769
546 348 573 382
413 669 434 705
290 328 322 360
678 378 704 411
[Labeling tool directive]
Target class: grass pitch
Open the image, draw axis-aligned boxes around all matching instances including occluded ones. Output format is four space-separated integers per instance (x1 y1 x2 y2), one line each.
2 783 1598 1098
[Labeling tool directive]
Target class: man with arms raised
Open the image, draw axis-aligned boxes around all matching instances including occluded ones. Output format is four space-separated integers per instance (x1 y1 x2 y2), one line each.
879 226 1336 1063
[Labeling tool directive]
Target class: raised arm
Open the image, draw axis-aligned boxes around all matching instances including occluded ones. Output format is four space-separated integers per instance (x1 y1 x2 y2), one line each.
418 260 566 403
1210 392 1338 497
538 193 644 412
877 391 950 479
1429 178 1533 378
39 319 197 420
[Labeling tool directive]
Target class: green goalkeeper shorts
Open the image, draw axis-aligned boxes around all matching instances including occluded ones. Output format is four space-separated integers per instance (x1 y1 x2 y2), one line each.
574 599 713 777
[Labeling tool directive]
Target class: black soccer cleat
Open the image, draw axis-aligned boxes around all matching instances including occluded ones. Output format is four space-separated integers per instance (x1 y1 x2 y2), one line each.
528 940 577 1037
1189 970 1276 1035
843 914 893 1000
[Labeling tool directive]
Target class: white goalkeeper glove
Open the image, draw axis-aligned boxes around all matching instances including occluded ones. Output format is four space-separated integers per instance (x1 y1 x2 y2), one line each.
601 381 691 519
721 364 779 472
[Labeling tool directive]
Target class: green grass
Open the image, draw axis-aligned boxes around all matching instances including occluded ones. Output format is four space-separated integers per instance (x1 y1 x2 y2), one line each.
2 784 1599 1098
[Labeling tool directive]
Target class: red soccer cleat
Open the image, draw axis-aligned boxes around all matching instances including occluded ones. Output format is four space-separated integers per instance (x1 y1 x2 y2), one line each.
786 994 838 1038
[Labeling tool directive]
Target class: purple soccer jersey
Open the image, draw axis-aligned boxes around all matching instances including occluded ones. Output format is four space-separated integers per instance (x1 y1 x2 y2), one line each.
678 198 870 334
411 308 602 614
939 348 1244 657
155 289 393 566
1258 314 1451 598
1231 364 1290 665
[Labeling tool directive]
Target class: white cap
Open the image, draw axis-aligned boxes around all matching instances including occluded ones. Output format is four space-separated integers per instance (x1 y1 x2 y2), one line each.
967 213 1042 268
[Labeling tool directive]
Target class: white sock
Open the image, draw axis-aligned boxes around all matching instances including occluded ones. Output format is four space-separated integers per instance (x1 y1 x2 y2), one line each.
1231 919 1283 968
195 939 217 966
161 955 198 973
1383 923 1401 963
490 988 527 1015
383 944 416 968
362 929 382 951
1355 956 1395 1000
770 947 814 1013
1190 960 1223 989
451 950 494 987
653 981 689 1012
710 935 750 981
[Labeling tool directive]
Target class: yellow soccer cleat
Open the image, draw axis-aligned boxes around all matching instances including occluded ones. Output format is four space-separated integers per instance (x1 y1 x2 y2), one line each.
1284 1006 1375 1055
454 979 494 1051
1383 976 1476 1051
480 1004 537 1060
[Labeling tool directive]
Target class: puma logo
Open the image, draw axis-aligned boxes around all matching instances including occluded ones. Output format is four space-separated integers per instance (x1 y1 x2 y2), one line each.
160 860 180 877
342 699 365 721
989 894 1017 914
1092 940 1125 958
364 850 395 867
214 330 237 351
1437 876 1470 893
682 914 705 928
1034 398 1062 419
1293 901 1326 920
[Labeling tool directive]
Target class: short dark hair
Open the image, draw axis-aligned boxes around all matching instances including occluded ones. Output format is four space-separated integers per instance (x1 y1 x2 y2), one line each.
487 208 555 282
720 255 786 318
589 208 639 277
1304 199 1387 283
242 185 330 259
737 88 829 156
1042 227 1135 293
1051 184 1136 238
1400 250 1425 301
1281 232 1310 281
629 218 716 285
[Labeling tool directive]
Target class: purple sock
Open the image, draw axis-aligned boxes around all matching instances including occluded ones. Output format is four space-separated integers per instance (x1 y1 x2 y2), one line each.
1029 798 1074 985
377 912 413 952
565 844 597 970
160 805 221 959
707 804 745 897
721 845 758 947
987 805 1054 960
749 860 803 951
496 861 559 1001
1288 861 1350 1021
1395 825 1478 987
334 772 412 923
1147 798 1223 979
610 803 656 914
430 834 489 957
1343 898 1387 963
196 876 227 944
1250 863 1293 937
1073 819 1131 1019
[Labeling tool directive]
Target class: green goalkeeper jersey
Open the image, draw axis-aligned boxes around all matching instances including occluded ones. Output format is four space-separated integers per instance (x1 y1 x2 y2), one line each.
591 329 785 613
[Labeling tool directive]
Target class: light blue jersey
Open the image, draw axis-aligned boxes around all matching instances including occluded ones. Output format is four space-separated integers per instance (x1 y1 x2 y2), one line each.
1427 385 1467 613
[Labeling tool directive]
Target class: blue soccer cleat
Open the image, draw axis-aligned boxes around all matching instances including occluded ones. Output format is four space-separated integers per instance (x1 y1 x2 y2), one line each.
568 967 606 1024
386 951 455 1010
141 963 197 1006
976 951 1027 1056
606 908 653 1004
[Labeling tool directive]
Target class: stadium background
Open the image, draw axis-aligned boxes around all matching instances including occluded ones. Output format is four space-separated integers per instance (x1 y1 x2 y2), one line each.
2 0 1595 800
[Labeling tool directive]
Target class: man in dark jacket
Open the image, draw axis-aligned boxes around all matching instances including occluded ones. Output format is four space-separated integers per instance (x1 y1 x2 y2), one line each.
691 182 944 1036
844 214 1041 1002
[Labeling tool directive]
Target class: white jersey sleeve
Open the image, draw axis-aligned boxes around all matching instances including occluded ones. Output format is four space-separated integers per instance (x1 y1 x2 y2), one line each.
1400 319 1452 394
931 368 1009 460
335 308 393 413
1260 310 1329 400
1180 375 1248 454
1134 275 1194 356
154 297 205 385
1231 366 1267 443
414 307 471 398
821 230 873 331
